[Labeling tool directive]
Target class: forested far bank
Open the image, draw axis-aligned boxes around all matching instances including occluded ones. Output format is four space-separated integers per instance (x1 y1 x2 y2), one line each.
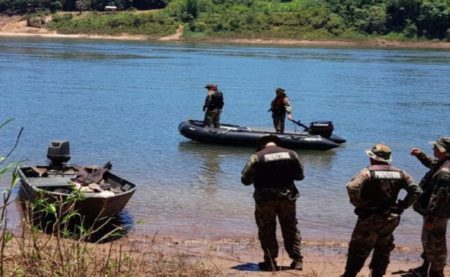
1 0 449 42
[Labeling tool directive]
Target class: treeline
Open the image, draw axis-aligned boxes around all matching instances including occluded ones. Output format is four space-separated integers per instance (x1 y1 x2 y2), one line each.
0 0 167 13
169 0 450 40
2 0 449 41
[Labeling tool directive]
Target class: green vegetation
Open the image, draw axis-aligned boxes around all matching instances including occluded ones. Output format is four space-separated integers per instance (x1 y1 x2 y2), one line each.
2 0 450 41
49 11 178 36
0 120 219 276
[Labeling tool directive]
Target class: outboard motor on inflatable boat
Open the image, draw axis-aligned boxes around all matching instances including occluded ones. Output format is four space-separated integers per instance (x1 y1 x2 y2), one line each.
309 121 334 138
47 140 70 167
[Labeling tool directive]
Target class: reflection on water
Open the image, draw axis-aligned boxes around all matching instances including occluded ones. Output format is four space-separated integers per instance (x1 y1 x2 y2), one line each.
1 38 449 246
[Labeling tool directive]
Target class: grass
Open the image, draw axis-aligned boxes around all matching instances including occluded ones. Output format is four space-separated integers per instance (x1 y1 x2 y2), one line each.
0 119 220 277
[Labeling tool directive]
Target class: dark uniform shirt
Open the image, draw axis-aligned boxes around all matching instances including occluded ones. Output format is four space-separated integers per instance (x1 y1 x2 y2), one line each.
241 144 304 201
203 90 224 111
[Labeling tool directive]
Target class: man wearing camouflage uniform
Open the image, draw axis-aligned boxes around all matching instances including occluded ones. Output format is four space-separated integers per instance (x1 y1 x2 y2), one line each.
241 135 304 271
342 144 421 277
269 88 292 134
409 137 450 277
203 84 224 128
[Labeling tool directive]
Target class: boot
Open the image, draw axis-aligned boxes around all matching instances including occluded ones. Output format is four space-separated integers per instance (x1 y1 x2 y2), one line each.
290 260 303 270
428 269 444 277
408 262 429 276
340 271 358 277
258 260 277 271
370 270 384 277
342 257 365 277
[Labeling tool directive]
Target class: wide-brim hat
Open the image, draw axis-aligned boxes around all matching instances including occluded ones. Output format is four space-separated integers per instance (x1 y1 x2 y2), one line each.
429 137 450 156
366 143 392 163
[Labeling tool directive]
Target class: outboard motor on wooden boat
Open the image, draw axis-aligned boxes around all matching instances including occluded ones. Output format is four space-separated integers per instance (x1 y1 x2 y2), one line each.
309 121 334 138
47 140 70 168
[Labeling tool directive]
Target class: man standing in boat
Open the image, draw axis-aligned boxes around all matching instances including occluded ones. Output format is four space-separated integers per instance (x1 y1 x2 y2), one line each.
342 144 421 277
409 137 450 277
203 84 224 128
269 88 292 134
241 135 304 271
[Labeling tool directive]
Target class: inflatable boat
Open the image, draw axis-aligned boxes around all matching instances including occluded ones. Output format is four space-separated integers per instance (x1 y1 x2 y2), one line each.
178 120 346 150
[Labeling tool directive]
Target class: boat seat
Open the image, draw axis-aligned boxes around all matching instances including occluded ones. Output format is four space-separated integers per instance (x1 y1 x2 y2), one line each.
27 176 74 187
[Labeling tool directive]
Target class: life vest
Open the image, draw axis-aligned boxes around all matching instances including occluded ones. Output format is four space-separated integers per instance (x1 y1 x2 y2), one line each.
271 95 287 115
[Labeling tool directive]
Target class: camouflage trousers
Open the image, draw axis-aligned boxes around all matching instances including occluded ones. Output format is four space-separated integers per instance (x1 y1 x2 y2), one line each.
344 213 401 276
254 199 302 263
420 215 449 272
204 108 221 128
272 114 286 133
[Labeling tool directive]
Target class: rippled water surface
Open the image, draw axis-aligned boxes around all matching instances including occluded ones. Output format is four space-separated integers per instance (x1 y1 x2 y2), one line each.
1 38 449 246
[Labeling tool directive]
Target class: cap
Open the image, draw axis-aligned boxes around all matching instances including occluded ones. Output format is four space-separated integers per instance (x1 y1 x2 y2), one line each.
276 88 285 94
205 84 217 90
366 143 392 163
259 134 281 146
430 137 450 156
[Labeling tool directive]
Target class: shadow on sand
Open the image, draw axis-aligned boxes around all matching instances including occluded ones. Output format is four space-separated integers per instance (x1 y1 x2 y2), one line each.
231 263 292 272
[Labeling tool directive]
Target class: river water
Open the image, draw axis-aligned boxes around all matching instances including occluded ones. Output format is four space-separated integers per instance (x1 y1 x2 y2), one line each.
0 37 449 247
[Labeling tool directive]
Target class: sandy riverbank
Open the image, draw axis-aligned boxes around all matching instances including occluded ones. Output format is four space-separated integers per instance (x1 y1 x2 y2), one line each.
1 15 450 49
91 233 446 276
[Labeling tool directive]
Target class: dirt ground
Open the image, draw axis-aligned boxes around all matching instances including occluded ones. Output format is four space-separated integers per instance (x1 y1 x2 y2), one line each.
120 234 449 277
1 15 450 49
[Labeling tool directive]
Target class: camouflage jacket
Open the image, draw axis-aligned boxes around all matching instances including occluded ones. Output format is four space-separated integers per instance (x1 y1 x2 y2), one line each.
414 154 450 217
346 164 420 216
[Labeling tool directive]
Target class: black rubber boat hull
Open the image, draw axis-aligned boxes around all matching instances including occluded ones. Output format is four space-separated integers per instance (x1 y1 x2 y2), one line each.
178 120 342 150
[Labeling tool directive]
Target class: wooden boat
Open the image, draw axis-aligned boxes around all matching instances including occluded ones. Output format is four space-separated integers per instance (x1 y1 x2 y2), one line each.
18 141 136 222
178 119 346 150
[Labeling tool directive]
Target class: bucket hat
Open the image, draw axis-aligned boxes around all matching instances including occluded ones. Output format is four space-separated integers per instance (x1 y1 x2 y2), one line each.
366 144 392 163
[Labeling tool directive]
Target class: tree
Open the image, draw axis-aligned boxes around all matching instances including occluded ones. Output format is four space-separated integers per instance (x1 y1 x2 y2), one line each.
386 0 421 32
75 0 90 13
417 0 450 38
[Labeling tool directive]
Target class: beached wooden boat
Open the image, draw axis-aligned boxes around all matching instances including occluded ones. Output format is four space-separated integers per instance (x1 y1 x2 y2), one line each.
178 119 346 150
18 141 136 222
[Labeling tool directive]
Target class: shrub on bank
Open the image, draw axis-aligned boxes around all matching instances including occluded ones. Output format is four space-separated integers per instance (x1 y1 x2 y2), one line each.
0 120 219 276
47 11 178 37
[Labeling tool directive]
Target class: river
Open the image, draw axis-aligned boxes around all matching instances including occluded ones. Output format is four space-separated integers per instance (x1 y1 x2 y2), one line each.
1 37 449 246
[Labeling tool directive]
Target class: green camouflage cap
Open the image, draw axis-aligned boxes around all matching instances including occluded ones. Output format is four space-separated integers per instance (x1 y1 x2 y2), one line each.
430 137 450 156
